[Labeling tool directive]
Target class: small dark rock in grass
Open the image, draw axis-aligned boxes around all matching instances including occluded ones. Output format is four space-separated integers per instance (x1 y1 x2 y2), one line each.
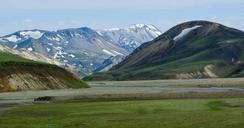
34 96 55 103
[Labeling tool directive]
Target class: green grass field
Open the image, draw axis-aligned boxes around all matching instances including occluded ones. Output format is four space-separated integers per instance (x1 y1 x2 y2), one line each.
1 98 244 128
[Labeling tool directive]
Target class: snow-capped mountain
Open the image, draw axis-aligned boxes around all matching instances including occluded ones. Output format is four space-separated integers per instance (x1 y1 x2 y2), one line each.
98 24 162 52
0 24 162 76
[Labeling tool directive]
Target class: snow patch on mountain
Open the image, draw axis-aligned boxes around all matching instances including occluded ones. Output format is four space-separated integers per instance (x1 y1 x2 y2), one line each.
146 25 162 36
47 36 61 42
111 50 124 56
20 31 44 39
174 25 202 41
68 54 75 58
46 48 51 52
129 24 146 29
4 35 21 42
27 47 33 51
103 49 116 56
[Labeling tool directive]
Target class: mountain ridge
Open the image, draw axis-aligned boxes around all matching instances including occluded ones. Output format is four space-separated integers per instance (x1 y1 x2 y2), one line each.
0 24 162 77
84 20 244 81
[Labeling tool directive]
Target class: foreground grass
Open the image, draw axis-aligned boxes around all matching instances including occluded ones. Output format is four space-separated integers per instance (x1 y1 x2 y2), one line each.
1 98 244 128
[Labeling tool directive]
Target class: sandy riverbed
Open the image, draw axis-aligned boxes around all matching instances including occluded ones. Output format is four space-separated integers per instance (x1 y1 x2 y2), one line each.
1 78 244 105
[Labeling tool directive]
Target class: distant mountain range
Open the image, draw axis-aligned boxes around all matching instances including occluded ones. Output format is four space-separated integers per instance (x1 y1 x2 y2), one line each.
0 24 161 76
84 21 244 80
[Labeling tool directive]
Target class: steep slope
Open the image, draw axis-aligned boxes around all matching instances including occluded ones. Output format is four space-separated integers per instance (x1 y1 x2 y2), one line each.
0 50 88 92
0 25 161 76
84 21 244 80
0 44 63 66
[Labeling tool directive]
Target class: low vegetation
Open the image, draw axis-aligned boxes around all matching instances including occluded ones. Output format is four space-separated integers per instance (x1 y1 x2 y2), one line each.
0 52 38 63
1 98 244 128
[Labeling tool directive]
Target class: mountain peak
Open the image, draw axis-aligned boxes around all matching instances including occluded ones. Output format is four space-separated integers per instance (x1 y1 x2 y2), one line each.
169 20 222 33
152 20 231 42
0 24 162 76
175 20 219 28
129 24 147 29
18 30 45 39
129 24 158 30
84 21 244 81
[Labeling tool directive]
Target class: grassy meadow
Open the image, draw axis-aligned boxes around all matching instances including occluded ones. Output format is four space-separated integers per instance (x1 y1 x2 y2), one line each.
1 98 244 128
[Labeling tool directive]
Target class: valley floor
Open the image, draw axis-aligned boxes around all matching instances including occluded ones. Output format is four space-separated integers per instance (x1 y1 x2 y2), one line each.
1 78 244 127
1 78 244 103
1 98 244 128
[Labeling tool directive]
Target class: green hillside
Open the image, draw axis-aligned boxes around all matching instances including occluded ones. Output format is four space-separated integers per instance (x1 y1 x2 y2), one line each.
0 52 37 63
0 52 88 92
84 21 244 80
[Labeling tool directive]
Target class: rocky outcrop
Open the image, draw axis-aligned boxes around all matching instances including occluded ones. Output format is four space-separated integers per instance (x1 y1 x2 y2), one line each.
175 65 217 79
175 71 208 79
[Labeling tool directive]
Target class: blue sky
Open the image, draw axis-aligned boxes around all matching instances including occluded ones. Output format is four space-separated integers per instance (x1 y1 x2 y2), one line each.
0 0 244 36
